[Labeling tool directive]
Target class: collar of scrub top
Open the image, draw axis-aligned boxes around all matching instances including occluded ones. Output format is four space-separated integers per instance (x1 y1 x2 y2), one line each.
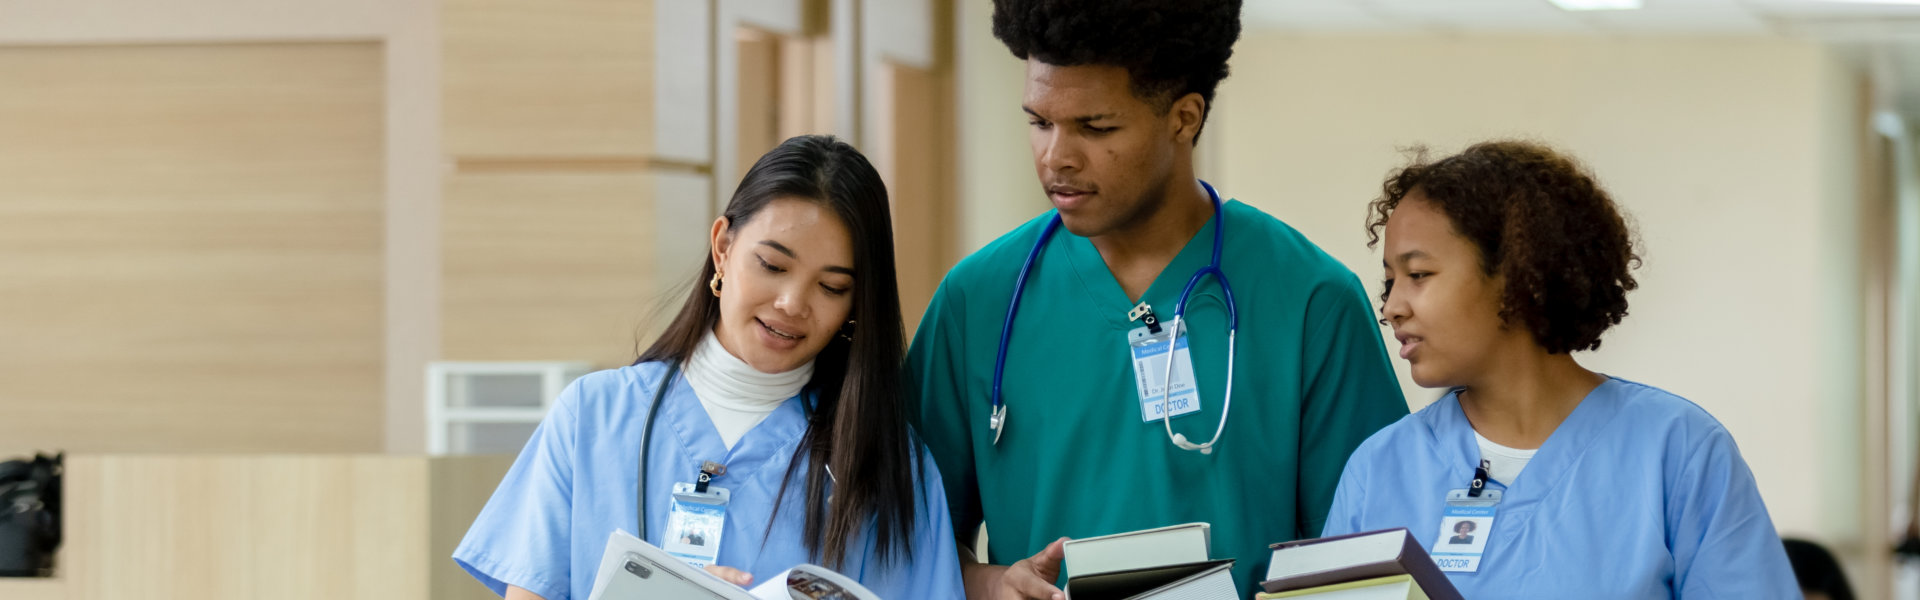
988 180 1238 454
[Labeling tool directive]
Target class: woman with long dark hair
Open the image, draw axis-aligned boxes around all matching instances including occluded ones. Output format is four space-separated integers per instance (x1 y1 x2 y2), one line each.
455 135 963 599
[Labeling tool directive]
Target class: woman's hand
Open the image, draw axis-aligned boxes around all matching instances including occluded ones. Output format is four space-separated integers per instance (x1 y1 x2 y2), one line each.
705 564 754 587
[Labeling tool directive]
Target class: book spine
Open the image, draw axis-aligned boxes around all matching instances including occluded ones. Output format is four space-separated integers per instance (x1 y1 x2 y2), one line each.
1399 537 1464 600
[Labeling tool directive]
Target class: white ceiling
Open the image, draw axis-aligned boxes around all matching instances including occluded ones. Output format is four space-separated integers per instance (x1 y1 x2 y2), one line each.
1243 0 1920 38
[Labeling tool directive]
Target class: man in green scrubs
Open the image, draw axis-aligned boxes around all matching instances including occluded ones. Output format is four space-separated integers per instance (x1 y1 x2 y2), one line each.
905 1 1407 598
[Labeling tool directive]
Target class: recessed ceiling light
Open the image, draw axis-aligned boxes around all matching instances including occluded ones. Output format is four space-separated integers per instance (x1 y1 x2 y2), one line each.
1548 0 1642 10
1810 0 1920 4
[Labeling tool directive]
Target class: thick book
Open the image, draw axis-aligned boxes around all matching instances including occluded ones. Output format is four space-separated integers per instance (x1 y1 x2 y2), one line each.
1260 528 1461 600
1062 522 1212 577
585 529 883 600
1255 574 1429 600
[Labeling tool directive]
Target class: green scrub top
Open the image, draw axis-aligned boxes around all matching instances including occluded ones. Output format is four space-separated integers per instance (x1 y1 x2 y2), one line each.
905 198 1408 595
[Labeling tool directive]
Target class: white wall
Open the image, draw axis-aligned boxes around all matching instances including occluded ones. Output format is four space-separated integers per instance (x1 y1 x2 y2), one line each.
954 0 1044 254
1212 30 1869 571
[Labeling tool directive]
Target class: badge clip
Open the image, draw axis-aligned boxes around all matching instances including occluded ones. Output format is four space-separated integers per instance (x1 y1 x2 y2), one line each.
1128 302 1163 334
695 461 726 494
1468 459 1491 497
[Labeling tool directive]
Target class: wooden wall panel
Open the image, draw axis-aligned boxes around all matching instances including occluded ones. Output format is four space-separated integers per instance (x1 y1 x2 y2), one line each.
0 43 385 453
882 63 955 332
736 28 782 182
443 0 654 157
442 173 657 365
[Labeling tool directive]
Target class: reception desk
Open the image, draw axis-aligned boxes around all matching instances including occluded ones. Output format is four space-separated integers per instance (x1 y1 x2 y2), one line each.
0 455 513 600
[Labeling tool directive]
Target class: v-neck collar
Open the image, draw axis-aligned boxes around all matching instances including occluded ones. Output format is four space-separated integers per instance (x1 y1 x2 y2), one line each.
1060 200 1231 332
661 371 811 474
1425 378 1627 514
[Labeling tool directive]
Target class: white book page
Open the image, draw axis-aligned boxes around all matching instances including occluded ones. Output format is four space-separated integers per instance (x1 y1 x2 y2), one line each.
587 530 753 600
747 564 881 600
1136 563 1237 600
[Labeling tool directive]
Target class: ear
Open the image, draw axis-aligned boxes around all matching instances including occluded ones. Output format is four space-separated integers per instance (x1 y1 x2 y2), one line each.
709 216 733 272
1169 92 1206 146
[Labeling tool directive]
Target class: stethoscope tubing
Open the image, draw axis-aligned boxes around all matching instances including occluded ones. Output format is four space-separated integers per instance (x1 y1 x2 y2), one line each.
990 181 1235 452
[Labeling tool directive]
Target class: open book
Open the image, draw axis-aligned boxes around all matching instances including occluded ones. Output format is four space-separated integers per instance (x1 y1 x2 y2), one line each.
585 529 882 600
1060 523 1235 600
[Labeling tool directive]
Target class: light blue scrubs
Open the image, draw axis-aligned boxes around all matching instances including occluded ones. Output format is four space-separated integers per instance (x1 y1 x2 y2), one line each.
454 362 965 600
1322 377 1798 599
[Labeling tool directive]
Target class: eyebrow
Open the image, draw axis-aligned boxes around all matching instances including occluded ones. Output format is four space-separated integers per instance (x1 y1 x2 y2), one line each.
758 240 855 276
1023 106 1119 124
1388 250 1430 267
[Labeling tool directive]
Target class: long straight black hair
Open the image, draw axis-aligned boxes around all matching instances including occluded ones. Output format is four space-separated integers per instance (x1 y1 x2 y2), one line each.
637 135 915 568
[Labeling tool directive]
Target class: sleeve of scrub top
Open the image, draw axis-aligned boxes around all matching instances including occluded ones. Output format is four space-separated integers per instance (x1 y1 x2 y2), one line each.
452 382 581 599
904 278 983 546
1667 426 1800 599
1295 274 1407 538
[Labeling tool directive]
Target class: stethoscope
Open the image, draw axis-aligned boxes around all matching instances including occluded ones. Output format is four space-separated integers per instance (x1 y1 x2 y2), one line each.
635 364 681 541
633 363 830 541
988 180 1238 454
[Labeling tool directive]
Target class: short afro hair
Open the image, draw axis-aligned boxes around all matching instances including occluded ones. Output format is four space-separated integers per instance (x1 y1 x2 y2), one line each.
991 0 1241 143
1367 140 1641 355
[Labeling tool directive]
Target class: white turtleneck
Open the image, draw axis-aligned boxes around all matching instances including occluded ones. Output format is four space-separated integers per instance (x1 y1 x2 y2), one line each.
683 331 813 450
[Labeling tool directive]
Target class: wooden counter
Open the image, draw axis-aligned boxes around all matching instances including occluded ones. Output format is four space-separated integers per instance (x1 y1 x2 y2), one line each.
0 455 513 600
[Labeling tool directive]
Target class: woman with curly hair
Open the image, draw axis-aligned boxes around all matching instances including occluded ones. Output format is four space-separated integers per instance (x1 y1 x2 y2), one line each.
1321 141 1798 598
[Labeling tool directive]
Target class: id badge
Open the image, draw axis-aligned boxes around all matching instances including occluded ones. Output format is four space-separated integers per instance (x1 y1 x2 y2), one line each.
1432 489 1500 573
1128 325 1201 422
663 482 730 568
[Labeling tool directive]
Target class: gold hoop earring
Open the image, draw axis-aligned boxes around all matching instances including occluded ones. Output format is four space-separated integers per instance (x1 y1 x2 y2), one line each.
709 271 723 297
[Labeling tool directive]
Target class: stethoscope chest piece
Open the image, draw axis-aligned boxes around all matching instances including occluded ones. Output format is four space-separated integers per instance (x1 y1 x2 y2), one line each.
989 403 1007 445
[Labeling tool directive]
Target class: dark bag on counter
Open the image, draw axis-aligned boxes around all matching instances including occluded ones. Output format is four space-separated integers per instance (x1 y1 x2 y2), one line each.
0 452 62 577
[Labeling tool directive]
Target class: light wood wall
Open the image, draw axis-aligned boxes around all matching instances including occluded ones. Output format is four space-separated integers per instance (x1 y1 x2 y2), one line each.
0 0 960 454
879 62 956 331
441 0 662 366
441 172 655 363
0 42 386 453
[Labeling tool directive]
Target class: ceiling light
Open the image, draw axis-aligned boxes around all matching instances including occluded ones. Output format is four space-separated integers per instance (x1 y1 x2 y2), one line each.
1548 0 1642 10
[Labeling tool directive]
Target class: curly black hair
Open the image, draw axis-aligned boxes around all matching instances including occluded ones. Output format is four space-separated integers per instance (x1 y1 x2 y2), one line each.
1366 140 1641 355
991 0 1241 143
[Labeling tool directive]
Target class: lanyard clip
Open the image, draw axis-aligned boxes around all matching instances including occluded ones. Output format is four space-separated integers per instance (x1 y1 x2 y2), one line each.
1129 302 1163 335
695 461 727 494
1468 459 1490 497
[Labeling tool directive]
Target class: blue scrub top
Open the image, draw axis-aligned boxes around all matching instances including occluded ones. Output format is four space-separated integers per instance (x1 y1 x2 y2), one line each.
1322 377 1798 599
454 362 965 600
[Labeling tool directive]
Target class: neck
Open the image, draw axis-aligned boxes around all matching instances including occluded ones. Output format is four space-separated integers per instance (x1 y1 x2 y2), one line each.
1457 342 1603 449
1089 173 1213 301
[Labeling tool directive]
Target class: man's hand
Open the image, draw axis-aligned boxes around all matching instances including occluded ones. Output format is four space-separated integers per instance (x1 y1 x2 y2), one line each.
965 537 1068 600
